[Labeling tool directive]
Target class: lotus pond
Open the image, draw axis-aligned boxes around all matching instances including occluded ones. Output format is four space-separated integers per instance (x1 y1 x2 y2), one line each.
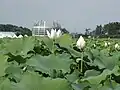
0 34 120 90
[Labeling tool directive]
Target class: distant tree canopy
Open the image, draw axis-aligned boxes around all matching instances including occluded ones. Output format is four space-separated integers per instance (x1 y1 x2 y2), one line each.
103 22 120 35
0 24 32 36
95 25 103 35
90 22 120 37
85 28 91 35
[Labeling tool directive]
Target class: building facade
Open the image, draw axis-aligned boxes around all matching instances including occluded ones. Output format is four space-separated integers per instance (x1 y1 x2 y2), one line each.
32 21 51 36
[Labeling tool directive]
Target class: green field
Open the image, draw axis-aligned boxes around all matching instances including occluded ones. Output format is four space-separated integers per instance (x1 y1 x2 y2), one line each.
0 34 120 90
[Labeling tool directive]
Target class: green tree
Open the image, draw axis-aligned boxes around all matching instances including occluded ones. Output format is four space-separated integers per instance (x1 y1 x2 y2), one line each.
103 22 120 35
85 28 90 35
95 25 102 35
0 24 32 36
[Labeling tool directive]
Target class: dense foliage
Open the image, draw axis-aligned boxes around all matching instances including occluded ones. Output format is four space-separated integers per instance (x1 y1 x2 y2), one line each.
88 22 120 38
0 35 120 90
103 22 120 35
0 24 32 36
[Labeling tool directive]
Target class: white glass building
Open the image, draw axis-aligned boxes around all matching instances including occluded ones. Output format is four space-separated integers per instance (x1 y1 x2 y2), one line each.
32 21 51 36
0 32 16 38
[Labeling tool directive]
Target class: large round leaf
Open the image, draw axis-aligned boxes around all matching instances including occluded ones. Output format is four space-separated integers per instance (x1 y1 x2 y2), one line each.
66 70 80 83
14 72 72 90
27 54 72 74
56 34 74 48
0 79 13 90
88 49 120 70
5 64 23 83
4 37 35 55
81 66 120 85
41 37 54 51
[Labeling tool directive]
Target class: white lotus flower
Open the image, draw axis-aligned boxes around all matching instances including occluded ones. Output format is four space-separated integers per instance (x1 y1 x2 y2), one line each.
46 29 62 39
115 43 119 49
46 29 56 39
104 42 108 47
76 36 85 49
18 35 23 38
56 29 62 38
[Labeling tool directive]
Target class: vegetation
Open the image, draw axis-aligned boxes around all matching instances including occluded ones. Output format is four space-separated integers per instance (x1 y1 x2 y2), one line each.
70 22 120 38
90 22 120 37
0 24 32 36
0 35 120 90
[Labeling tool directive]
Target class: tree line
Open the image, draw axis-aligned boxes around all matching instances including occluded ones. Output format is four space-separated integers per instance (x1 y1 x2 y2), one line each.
1 22 120 38
0 24 32 36
85 22 120 38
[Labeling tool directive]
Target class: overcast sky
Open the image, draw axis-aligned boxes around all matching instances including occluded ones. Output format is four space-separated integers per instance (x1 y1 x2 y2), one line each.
0 0 120 33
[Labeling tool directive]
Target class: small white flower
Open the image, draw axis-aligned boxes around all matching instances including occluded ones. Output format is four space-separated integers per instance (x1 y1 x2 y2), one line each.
108 42 110 45
115 43 119 49
88 36 91 38
76 36 85 49
93 44 96 47
46 29 62 39
105 42 108 47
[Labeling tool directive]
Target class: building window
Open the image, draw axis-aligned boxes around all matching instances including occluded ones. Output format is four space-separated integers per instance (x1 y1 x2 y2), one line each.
32 27 48 36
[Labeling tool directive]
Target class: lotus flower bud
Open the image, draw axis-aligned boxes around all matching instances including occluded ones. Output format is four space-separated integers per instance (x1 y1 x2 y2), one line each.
76 36 85 49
